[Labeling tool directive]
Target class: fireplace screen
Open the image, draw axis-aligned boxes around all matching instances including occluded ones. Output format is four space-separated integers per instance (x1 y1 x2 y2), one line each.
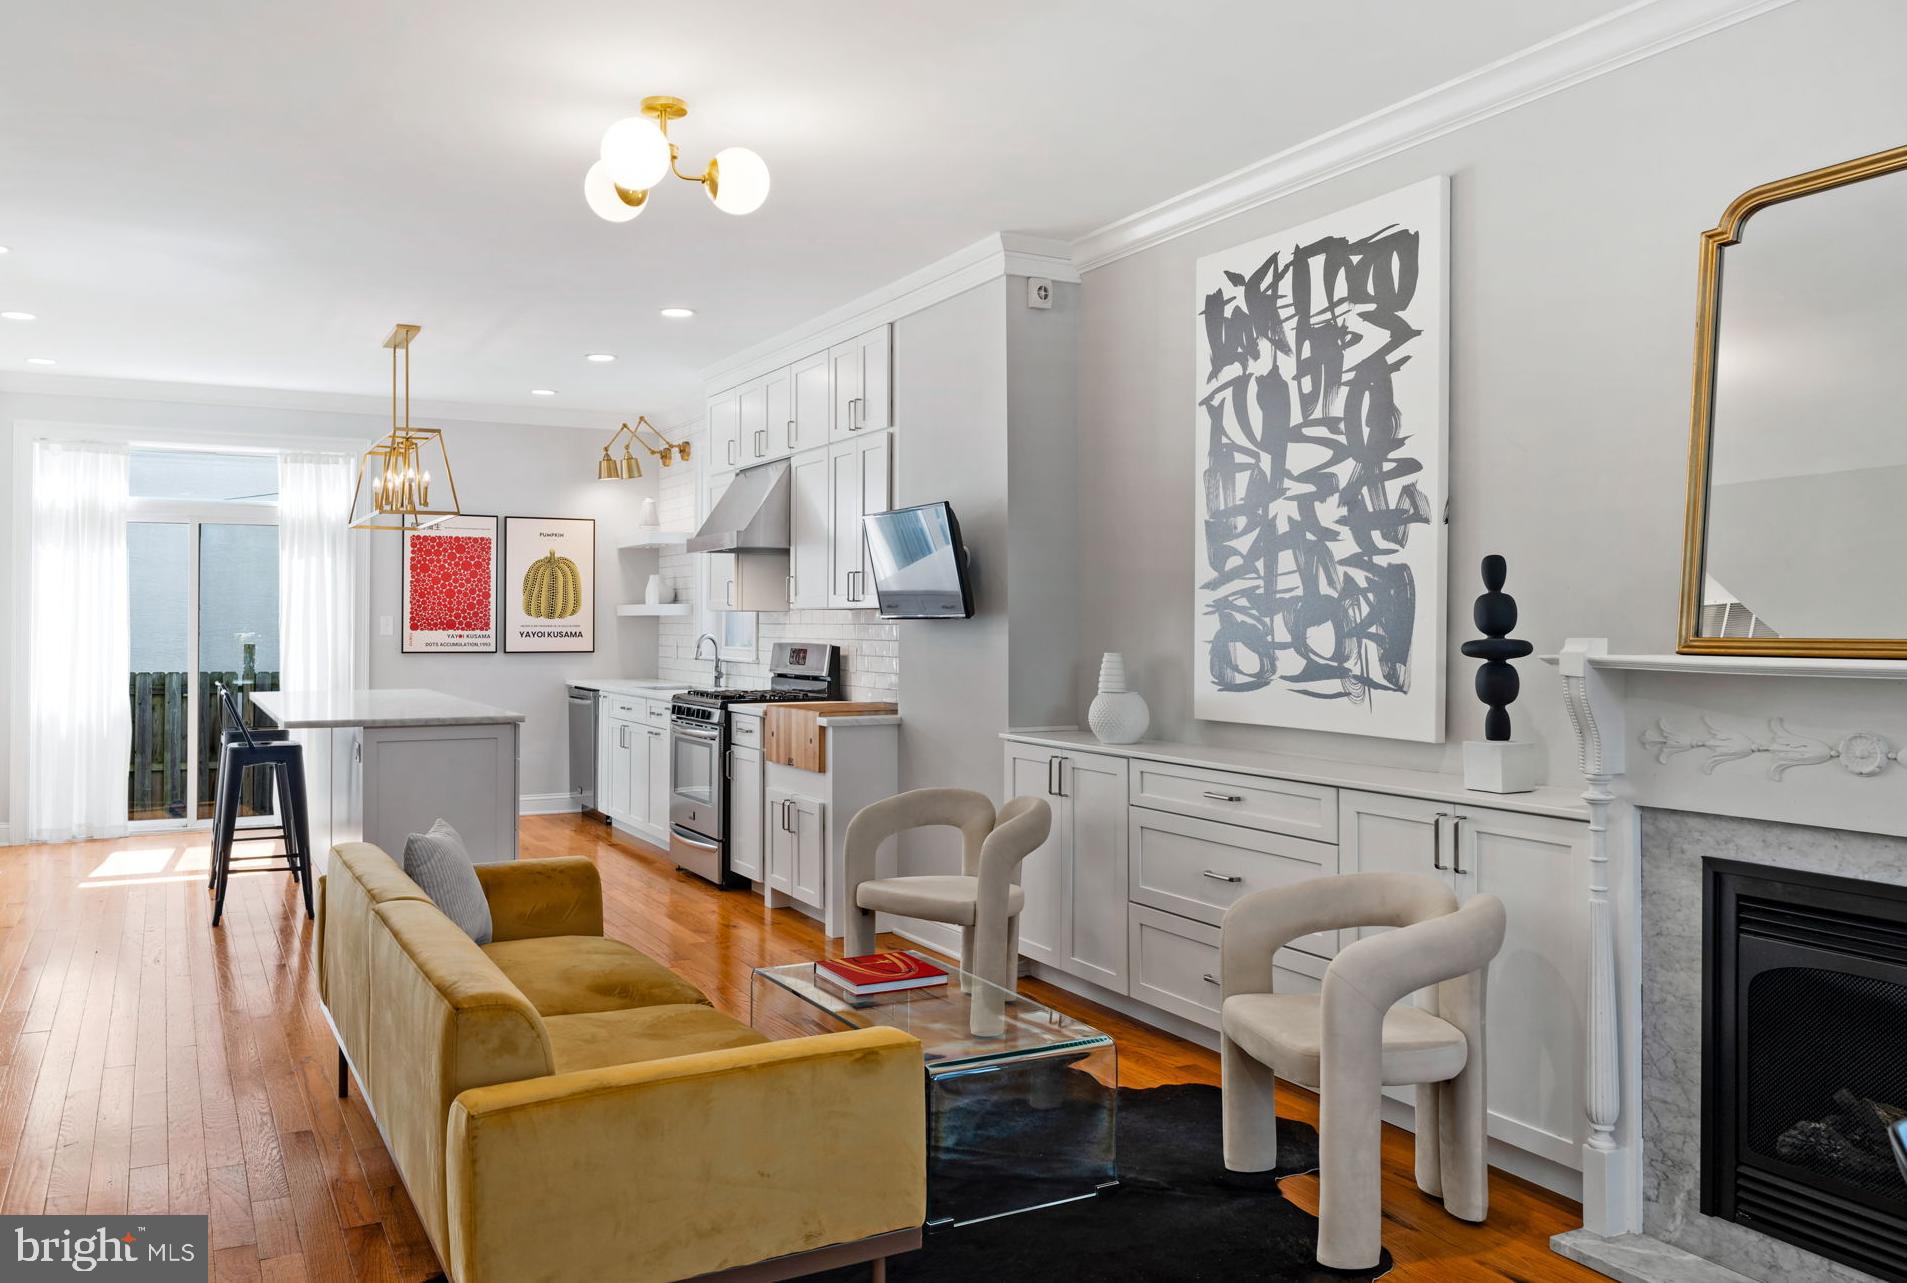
1704 859 1907 1281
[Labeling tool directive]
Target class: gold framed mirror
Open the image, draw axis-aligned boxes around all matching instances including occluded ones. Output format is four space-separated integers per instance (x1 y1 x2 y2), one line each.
1678 143 1907 657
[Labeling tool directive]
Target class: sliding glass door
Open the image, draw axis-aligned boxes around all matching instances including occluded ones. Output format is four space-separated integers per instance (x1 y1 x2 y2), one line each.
126 451 280 830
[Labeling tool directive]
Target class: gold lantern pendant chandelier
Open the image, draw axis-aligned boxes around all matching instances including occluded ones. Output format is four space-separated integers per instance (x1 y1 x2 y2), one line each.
349 324 462 531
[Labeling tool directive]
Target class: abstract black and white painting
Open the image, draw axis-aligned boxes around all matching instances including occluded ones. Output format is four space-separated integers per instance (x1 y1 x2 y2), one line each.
1193 177 1449 742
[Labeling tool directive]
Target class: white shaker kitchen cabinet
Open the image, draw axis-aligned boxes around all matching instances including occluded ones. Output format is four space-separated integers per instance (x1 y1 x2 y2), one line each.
1002 741 1130 994
704 469 791 612
707 387 742 476
764 787 823 909
728 744 765 882
644 722 670 843
827 431 892 609
787 445 830 610
829 324 892 442
739 368 792 465
789 350 830 454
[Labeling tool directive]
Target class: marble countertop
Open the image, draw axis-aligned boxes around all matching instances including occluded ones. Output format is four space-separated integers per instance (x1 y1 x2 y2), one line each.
566 678 687 696
253 689 527 729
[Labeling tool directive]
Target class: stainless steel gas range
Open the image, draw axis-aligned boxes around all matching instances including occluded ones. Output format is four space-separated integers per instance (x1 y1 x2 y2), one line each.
667 642 840 886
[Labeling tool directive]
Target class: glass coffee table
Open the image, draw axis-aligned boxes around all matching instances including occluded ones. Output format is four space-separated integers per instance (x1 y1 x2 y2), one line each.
751 953 1118 1228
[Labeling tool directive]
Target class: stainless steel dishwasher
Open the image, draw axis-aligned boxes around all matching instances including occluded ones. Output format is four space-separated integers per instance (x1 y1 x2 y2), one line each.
567 686 604 820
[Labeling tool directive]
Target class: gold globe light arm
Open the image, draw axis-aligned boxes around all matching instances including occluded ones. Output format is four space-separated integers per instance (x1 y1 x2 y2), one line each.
591 96 768 219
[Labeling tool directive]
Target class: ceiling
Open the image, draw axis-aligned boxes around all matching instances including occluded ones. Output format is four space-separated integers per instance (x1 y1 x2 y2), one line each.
0 0 1632 421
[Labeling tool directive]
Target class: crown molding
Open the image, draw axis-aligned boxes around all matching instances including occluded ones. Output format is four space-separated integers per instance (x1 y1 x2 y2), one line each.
700 231 1079 395
1071 0 1800 272
0 370 622 433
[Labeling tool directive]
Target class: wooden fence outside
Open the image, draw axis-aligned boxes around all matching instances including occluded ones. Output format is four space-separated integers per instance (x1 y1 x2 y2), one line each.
128 671 280 820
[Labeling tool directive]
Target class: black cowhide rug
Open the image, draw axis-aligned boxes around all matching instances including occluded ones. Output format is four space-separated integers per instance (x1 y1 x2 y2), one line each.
816 1075 1392 1282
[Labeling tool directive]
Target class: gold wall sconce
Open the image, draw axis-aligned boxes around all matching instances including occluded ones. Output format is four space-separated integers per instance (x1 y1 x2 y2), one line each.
596 415 691 480
349 324 462 531
582 95 770 224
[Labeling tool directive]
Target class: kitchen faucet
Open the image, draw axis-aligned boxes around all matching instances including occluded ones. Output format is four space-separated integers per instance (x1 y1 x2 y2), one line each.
694 633 725 689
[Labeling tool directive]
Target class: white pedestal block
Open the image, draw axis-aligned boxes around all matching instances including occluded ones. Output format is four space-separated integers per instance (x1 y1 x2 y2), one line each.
1463 739 1542 794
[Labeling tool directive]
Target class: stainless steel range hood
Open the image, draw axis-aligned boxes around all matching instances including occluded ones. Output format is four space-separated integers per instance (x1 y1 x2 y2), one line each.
687 459 791 553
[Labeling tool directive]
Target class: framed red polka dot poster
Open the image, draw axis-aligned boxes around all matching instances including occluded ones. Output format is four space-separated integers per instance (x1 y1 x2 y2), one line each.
401 513 498 653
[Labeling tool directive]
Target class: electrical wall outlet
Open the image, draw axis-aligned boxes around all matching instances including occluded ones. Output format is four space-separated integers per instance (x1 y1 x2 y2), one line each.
379 615 394 636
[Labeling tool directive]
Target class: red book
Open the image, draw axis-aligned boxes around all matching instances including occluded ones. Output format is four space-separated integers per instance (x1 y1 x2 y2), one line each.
815 952 949 996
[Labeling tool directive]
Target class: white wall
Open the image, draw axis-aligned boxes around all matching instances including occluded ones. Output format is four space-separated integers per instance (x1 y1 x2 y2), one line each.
1072 0 1907 783
1 385 659 830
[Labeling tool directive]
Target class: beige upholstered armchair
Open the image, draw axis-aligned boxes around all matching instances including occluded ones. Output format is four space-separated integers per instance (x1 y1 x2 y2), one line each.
844 787 1052 1035
1219 873 1508 1271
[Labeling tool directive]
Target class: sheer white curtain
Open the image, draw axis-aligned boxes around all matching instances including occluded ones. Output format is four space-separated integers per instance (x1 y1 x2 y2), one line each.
28 442 132 842
278 453 357 701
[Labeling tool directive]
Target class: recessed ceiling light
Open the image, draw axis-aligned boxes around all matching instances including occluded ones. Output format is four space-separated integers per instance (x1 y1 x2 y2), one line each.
659 307 695 319
1 311 35 322
0 245 10 254
25 357 54 366
530 388 557 396
585 353 616 363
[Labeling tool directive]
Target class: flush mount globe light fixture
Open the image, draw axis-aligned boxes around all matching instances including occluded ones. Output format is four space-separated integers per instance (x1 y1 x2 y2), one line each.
583 96 770 223
348 324 462 532
595 415 691 480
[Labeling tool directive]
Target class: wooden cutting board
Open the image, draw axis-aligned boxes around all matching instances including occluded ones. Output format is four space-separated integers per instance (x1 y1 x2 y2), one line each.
763 702 898 773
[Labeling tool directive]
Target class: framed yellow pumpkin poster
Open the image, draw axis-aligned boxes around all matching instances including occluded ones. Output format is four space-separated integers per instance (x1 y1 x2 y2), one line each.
503 516 594 653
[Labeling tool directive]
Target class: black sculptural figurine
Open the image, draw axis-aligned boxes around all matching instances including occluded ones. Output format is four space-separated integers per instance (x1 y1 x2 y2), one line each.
1460 555 1533 742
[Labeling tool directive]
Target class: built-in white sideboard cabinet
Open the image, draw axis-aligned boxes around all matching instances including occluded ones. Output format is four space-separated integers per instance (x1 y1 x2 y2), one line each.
705 323 895 614
1002 729 1592 1192
599 692 673 847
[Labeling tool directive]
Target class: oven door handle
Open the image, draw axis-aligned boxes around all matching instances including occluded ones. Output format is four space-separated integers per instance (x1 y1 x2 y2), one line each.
671 720 722 740
669 825 721 853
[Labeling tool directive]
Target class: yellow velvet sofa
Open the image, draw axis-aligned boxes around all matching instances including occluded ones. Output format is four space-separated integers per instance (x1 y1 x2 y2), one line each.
314 842 926 1283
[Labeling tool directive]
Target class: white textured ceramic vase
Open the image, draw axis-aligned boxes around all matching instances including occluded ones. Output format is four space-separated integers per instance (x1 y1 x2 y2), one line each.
1088 652 1150 745
644 573 673 605
638 497 660 528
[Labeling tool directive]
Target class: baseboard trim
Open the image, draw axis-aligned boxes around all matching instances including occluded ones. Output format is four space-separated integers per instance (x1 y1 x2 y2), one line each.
520 792 581 816
1070 0 1799 270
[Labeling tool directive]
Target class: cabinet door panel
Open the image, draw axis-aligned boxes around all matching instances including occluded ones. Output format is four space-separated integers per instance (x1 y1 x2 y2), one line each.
1457 808 1588 1167
1127 905 1326 1032
738 377 770 464
646 727 669 835
765 788 795 894
857 325 892 433
1061 750 1129 993
827 441 860 607
707 390 742 474
762 368 792 460
1005 744 1066 967
728 747 763 881
605 717 636 822
1131 760 1337 842
705 472 738 611
829 341 863 444
791 351 829 452
788 447 830 610
792 797 826 908
626 721 650 827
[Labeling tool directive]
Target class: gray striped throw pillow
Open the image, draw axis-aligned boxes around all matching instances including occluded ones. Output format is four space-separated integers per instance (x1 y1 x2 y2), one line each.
402 819 493 944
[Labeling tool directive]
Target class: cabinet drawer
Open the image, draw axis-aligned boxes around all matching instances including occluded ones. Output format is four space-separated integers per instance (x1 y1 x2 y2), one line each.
604 695 643 720
1127 905 1324 1032
644 700 672 724
1130 760 1337 842
1129 808 1339 957
730 715 763 748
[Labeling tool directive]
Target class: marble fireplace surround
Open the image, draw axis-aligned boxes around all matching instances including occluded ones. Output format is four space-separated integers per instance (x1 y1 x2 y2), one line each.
1542 641 1907 1283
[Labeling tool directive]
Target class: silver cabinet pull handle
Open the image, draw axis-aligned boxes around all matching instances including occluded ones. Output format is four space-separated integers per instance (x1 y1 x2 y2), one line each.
725 749 732 780
1046 755 1058 797
725 579 734 607
788 418 797 444
786 573 795 602
1432 811 1450 871
1202 973 1220 985
1201 869 1243 884
727 439 737 465
1450 815 1466 876
1202 790 1244 802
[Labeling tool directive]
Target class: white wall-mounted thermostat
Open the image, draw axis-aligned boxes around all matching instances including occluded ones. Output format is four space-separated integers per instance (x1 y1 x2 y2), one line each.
1026 277 1053 310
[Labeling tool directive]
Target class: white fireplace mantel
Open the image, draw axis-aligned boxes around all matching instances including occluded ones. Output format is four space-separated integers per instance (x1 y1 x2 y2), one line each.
1542 637 1907 1252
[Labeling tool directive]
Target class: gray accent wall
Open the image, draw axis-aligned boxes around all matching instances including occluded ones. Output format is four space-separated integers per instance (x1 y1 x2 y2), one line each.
1072 0 1907 781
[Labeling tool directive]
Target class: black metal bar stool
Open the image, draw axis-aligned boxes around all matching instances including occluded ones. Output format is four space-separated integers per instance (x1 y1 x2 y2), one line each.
211 682 313 927
209 683 292 889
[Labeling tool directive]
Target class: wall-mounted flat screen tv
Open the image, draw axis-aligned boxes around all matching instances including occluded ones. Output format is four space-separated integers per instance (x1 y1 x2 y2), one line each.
863 501 975 619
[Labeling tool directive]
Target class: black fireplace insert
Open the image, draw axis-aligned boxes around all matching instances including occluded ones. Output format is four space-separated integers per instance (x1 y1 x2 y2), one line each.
1703 858 1907 1280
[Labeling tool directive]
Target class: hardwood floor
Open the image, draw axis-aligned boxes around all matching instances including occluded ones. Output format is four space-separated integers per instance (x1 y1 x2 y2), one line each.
0 814 1603 1282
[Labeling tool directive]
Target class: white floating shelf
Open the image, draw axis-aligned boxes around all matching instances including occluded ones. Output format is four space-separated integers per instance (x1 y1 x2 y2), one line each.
619 530 693 550
616 603 691 617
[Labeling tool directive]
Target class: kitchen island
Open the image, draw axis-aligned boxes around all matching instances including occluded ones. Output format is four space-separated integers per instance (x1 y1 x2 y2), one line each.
251 689 525 873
